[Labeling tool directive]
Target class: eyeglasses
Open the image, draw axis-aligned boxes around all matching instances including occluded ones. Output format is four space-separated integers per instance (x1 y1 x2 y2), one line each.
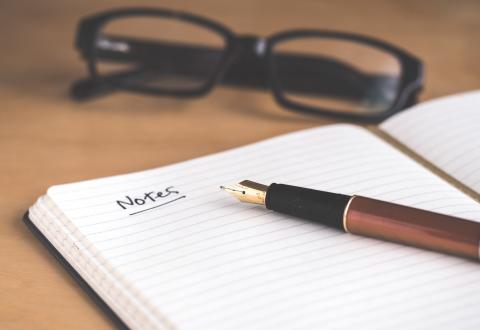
72 7 424 122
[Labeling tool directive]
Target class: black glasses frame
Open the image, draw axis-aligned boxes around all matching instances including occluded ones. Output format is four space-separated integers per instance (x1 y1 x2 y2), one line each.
73 7 424 122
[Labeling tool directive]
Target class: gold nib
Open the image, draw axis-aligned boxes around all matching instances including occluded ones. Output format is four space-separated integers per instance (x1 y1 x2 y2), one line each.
220 180 268 205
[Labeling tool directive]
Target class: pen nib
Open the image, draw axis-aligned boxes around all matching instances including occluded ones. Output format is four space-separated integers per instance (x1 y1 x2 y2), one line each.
220 180 268 205
220 185 246 195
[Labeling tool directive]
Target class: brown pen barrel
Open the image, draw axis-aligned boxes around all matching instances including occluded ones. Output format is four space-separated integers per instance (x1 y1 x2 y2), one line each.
344 196 480 260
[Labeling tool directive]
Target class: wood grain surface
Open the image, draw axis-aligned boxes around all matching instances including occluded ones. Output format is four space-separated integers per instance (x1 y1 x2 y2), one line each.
1 0 479 328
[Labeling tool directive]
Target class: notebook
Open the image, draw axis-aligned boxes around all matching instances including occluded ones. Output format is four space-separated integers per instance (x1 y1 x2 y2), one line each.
26 91 480 330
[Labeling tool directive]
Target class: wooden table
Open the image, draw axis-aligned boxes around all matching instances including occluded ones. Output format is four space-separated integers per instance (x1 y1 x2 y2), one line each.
1 0 479 328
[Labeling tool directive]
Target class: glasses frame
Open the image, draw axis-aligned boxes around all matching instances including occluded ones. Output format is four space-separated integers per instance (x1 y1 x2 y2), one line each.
74 7 424 122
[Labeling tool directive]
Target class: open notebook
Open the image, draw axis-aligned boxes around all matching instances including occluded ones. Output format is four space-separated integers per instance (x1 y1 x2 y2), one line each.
26 91 480 330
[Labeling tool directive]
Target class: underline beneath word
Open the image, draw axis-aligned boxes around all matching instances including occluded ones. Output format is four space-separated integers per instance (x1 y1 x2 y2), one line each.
129 196 187 216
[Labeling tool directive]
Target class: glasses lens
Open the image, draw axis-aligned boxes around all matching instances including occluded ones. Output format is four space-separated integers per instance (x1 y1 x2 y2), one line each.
94 16 226 91
271 37 402 115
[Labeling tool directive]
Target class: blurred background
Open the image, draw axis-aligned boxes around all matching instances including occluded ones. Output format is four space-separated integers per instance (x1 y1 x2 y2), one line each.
2 0 479 175
0 1 479 328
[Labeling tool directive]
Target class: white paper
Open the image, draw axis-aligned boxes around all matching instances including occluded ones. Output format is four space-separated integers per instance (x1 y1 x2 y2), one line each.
32 124 480 330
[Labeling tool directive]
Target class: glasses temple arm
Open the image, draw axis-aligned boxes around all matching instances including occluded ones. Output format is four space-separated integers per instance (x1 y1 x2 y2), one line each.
71 67 150 100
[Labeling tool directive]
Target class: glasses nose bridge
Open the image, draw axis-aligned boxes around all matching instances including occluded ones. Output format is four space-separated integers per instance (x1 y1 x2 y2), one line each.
236 35 267 58
220 35 269 90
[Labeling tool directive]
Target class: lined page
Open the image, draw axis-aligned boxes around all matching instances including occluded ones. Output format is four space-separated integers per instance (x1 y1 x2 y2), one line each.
44 124 480 330
381 90 480 194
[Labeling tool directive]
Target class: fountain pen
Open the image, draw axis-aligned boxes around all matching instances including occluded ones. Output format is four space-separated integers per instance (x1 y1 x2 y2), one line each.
221 180 480 261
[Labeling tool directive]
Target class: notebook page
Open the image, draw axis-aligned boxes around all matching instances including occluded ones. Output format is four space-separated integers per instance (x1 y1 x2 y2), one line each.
44 124 480 330
381 90 480 194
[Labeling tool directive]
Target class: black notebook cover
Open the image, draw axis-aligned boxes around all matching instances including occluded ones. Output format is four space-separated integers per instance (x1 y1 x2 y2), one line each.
23 212 129 329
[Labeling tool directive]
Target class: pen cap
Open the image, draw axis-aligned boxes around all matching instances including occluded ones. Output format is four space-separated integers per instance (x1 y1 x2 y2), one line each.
345 196 480 260
265 183 350 229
